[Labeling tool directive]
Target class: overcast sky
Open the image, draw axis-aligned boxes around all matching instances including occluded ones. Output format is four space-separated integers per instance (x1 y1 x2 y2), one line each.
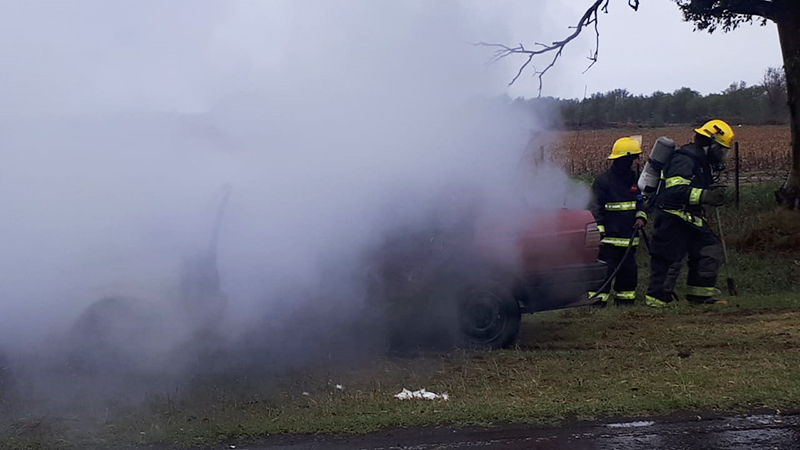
476 0 784 99
0 0 784 113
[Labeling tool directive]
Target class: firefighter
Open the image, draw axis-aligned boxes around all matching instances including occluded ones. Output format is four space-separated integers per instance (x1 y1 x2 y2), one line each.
645 119 733 307
588 137 648 307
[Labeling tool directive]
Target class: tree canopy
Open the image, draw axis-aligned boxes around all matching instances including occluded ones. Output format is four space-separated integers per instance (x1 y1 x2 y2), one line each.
674 0 773 32
510 68 788 130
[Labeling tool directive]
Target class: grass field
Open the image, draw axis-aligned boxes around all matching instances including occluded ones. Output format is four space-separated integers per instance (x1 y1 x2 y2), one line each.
76 299 800 449
533 125 792 182
3 183 799 450
8 297 800 450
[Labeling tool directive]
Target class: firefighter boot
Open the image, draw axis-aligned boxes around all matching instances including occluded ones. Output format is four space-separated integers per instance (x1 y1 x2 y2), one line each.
686 294 728 306
645 295 671 308
613 292 636 307
590 292 610 308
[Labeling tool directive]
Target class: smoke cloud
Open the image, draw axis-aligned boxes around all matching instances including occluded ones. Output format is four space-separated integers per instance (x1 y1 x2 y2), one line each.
0 0 589 417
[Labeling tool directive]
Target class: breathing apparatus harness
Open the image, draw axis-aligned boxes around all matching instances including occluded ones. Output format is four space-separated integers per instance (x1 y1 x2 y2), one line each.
637 136 725 213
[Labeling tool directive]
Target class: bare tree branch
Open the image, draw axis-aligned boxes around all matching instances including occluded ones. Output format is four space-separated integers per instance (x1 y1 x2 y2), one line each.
475 0 641 96
583 10 601 75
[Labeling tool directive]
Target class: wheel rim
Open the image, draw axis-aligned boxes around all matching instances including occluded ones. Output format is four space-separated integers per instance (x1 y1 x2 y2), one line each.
459 288 507 344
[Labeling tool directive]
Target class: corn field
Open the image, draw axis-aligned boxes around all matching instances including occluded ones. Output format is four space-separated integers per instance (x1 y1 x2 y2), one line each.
528 125 792 183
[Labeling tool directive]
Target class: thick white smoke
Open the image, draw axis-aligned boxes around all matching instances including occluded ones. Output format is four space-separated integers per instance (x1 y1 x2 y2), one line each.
0 1 588 368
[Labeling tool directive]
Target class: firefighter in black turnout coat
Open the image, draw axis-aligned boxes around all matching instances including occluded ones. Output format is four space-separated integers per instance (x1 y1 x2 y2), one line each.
588 137 648 307
645 120 734 307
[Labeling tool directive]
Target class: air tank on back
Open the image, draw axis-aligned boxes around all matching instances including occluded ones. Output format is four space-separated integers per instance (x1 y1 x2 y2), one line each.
638 136 676 196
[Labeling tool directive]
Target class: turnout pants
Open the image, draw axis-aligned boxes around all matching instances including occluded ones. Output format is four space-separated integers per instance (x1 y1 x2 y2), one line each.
646 210 722 303
590 242 638 304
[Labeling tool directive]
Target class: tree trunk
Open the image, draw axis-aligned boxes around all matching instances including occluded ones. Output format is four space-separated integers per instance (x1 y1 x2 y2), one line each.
775 3 800 209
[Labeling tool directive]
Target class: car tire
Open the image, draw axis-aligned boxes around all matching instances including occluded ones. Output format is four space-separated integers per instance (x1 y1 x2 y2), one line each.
457 281 521 349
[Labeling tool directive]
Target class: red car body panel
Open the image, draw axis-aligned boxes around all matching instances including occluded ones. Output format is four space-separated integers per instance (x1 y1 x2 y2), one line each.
473 207 606 313
518 209 600 271
368 204 607 348
474 209 600 270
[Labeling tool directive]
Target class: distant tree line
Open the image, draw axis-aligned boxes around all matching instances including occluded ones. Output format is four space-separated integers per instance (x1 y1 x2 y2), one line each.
508 67 788 129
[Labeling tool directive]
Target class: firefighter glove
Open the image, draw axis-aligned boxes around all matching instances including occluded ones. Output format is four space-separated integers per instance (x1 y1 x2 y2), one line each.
700 185 726 206
634 218 646 229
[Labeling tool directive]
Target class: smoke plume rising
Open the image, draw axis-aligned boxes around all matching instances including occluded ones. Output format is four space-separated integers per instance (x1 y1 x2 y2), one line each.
0 0 589 420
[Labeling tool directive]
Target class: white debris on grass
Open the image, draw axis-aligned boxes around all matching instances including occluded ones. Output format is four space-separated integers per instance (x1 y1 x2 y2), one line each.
606 421 655 428
394 388 449 401
335 384 344 390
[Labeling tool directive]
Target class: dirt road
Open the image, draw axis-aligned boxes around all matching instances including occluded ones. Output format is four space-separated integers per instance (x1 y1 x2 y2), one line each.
250 413 800 450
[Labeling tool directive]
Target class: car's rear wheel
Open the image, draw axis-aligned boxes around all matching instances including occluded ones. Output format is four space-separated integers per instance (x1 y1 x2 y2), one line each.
457 282 521 349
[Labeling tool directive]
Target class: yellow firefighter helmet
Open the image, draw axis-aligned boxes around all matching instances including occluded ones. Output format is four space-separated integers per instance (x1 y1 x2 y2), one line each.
608 136 643 160
694 119 735 148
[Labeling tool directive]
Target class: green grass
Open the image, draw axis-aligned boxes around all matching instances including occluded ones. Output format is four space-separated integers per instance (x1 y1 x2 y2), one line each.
10 294 797 450
2 182 799 450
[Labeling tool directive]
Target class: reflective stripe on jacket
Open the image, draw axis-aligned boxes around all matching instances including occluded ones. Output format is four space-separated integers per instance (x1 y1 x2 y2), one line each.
601 236 641 247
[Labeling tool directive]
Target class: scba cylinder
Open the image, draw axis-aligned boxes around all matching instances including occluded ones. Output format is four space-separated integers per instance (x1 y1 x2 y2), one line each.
637 136 676 195
638 163 660 195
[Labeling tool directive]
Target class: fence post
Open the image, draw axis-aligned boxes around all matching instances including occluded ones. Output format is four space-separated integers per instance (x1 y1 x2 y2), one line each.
734 141 740 209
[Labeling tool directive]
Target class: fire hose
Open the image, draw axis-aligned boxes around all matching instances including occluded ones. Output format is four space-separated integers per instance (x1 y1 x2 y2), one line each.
587 228 641 301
